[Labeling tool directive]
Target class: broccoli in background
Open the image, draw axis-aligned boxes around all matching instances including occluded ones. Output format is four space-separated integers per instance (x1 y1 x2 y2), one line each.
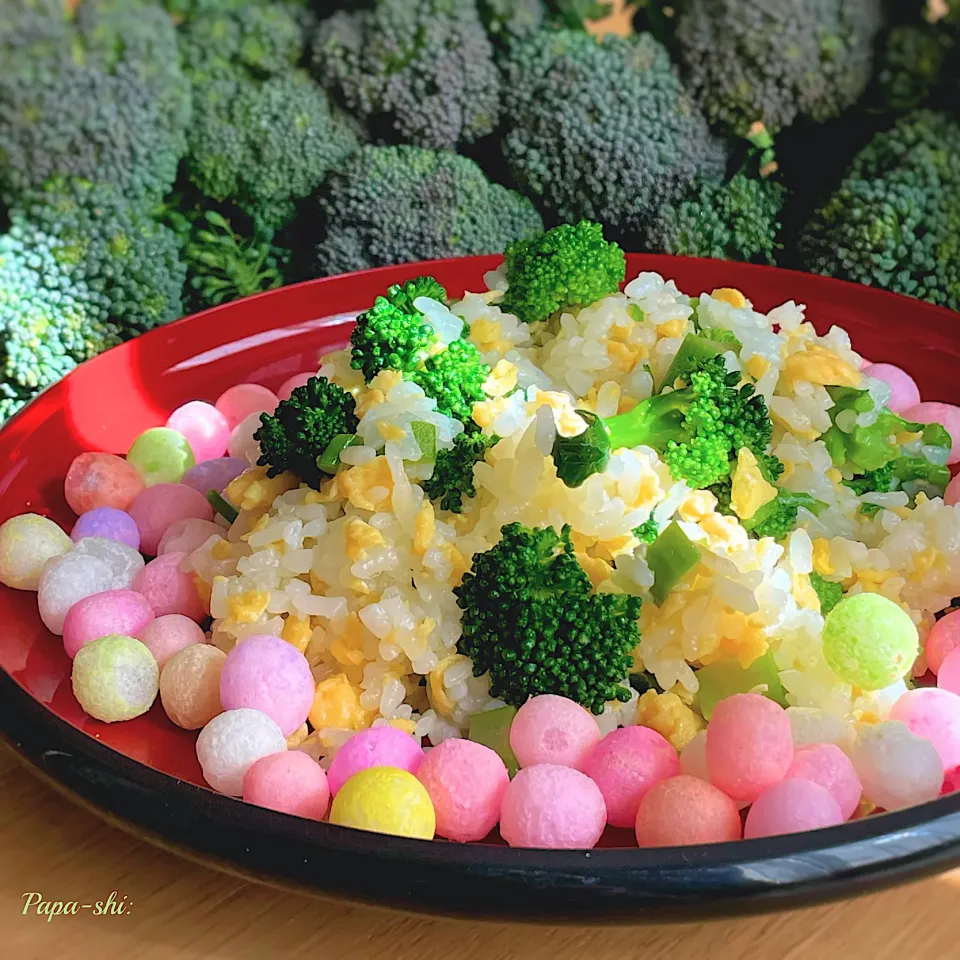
455 523 640 714
667 0 884 137
499 29 726 237
872 23 956 114
313 0 500 150
478 0 546 44
312 145 544 276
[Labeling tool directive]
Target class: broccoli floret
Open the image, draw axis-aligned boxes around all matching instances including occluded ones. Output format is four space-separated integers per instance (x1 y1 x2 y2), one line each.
255 376 359 489
633 517 660 543
873 24 955 114
845 453 952 515
548 0 613 28
669 0 884 136
642 173 785 264
499 222 626 326
0 0 190 207
798 111 960 311
553 355 774 489
478 0 546 44
313 145 544 276
421 428 497 513
313 0 499 150
810 571 843 616
455 523 641 714
500 29 725 235
385 277 449 316
410 339 490 423
746 490 827 540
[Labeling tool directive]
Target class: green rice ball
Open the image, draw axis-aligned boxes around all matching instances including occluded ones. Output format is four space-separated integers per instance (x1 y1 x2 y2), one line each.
71 634 160 722
822 593 919 691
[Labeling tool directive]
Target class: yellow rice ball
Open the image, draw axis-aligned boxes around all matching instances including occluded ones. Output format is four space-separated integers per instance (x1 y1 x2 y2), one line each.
330 767 435 840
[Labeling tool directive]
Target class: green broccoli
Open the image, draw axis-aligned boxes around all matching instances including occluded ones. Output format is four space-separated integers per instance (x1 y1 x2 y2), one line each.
455 523 641 713
499 29 725 235
312 0 499 150
411 340 490 423
548 0 613 28
478 0 546 44
421 428 497 513
254 376 359 489
499 222 626 326
746 490 827 540
872 24 955 114
633 517 660 543
844 449 952 515
552 354 774 490
312 145 544 276
798 111 960 312
810 572 843 616
668 0 884 136
844 461 896 516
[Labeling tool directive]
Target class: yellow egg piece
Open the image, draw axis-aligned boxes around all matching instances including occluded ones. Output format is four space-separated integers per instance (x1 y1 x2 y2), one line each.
341 456 394 511
730 448 779 521
225 590 270 624
784 345 861 388
711 288 747 309
330 767 435 840
309 674 374 731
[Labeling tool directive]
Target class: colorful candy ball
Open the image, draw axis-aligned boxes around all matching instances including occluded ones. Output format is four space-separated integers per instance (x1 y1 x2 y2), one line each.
159 643 226 729
850 721 944 810
864 364 920 415
784 743 862 820
706 694 794 803
509 694 602 771
946 473 960 508
74 536 145 588
215 384 278 431
785 707 856 752
889 688 960 774
71 634 159 723
157 518 223 557
635 775 742 847
415 738 509 842
499 764 607 850
227 412 264 464
38 551 118 635
925 609 960 675
582 725 680 828
127 428 196 487
64 452 145 514
182 458 248 497
196 708 287 796
71 507 141 551
938 647 960 697
132 552 206 621
743 778 844 839
62 589 155 659
678 730 709 781
136 614 204 669
243 750 330 821
219 635 316 737
822 593 919 691
0 514 72 590
277 373 314 402
330 766 436 840
166 401 230 464
327 725 425 797
127 483 215 556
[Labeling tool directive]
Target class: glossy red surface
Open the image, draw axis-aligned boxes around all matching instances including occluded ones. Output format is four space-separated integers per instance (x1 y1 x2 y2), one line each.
1 256 958 813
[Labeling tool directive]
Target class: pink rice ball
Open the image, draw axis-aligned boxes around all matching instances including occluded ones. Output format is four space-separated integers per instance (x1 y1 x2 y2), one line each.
902 402 960 465
215 384 278 431
706 694 794 803
128 483 214 556
219 634 315 737
416 738 509 842
71 507 141 551
784 743 862 820
744 778 844 839
582 726 680 828
158 518 224 557
889 687 960 773
938 647 960 697
132 552 206 621
64 452 145 514
182 458 248 496
136 614 205 669
62 589 155 659
926 609 960 674
864 364 921 415
327 726 424 797
509 694 602 771
243 750 330 821
500 764 606 850
635 775 742 847
278 372 315 401
166 401 231 464
946 473 960 507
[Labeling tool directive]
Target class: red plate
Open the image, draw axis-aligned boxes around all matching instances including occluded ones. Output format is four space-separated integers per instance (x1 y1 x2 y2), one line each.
1 256 959 922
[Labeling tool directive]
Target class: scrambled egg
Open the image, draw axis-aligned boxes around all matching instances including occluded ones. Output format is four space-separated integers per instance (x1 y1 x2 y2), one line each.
483 360 518 397
428 654 471 717
226 467 299 512
309 674 375 733
281 615 313 654
225 590 270 624
341 456 394 511
344 516 385 561
784 345 861 388
636 689 703 750
711 288 747 309
730 448 778 521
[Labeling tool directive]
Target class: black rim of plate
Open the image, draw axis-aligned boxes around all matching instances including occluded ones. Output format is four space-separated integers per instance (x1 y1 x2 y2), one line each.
3 668 960 923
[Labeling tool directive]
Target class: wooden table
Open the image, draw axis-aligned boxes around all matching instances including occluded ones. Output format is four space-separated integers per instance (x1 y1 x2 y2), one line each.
2 745 957 960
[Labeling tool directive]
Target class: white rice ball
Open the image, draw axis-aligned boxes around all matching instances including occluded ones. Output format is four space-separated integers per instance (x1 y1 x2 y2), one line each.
73 536 145 589
196 708 287 796
38 551 116 635
850 721 944 810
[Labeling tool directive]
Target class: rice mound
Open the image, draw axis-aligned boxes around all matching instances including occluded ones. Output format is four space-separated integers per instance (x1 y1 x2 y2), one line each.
184 270 960 760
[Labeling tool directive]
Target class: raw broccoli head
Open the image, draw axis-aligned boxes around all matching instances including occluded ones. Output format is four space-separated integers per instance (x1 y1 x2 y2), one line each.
410 339 490 423
313 145 544 276
669 0 884 136
455 523 641 714
421 427 497 513
499 221 626 325
313 0 499 150
873 24 955 114
553 352 774 489
255 376 359 489
478 0 546 44
499 28 726 236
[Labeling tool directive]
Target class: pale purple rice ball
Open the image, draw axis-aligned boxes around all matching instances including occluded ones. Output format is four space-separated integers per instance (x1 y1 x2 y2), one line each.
71 507 141 551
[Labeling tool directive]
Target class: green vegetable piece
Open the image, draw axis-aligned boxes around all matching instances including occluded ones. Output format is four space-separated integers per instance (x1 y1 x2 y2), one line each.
468 705 519 778
633 517 660 543
628 672 662 696
662 333 730 388
207 490 238 525
695 652 786 720
316 434 360 475
698 327 742 351
922 423 952 452
810 572 843 616
410 421 438 464
647 522 700 606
